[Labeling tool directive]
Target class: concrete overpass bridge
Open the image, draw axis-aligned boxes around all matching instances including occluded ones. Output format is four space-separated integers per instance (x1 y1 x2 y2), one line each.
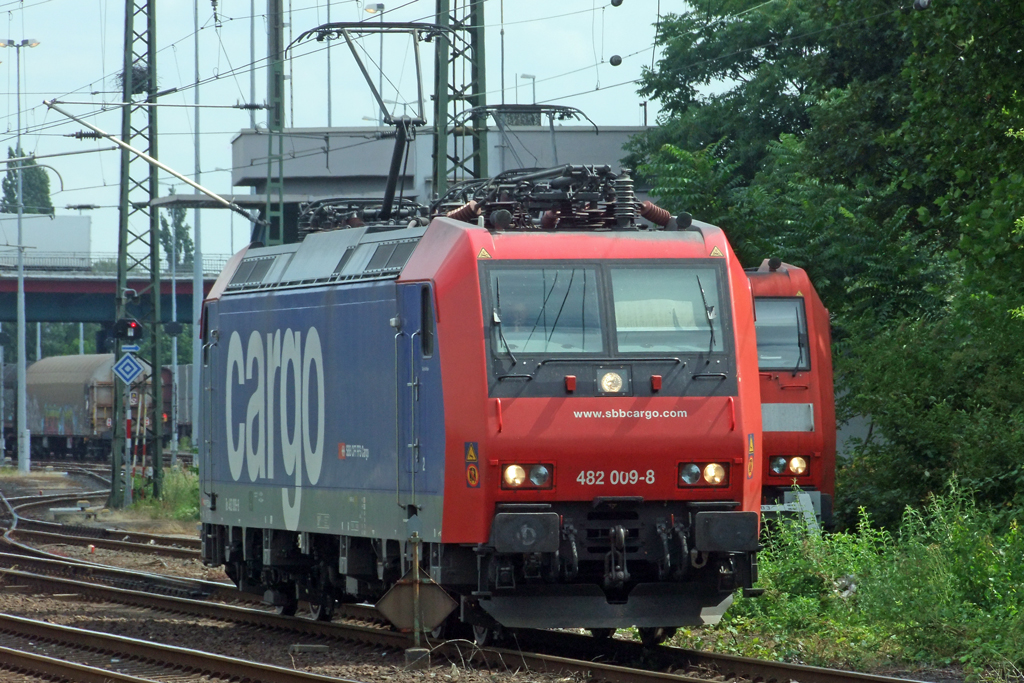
0 252 226 324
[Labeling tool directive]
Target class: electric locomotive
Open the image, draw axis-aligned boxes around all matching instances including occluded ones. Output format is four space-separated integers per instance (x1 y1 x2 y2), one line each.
747 259 836 526
199 165 762 643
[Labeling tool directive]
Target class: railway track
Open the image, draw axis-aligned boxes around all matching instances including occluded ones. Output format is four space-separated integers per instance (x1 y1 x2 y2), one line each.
0 612 360 683
5 486 201 559
1 487 933 683
0 559 932 683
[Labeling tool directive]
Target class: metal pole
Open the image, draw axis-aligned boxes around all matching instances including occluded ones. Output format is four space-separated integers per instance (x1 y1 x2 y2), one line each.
326 1 331 127
35 324 40 360
15 43 29 474
412 531 422 649
250 0 256 129
171 196 178 465
148 0 164 500
499 0 504 104
378 11 384 125
192 0 204 458
549 113 558 165
79 323 84 354
0 323 5 461
44 102 256 220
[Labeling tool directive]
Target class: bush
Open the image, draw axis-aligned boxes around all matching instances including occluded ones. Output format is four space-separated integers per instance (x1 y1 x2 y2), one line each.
674 488 1024 680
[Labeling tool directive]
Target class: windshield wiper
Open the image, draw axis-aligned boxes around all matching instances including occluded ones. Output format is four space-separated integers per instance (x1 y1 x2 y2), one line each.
522 271 561 351
695 274 717 355
546 269 577 347
792 308 804 374
493 277 518 366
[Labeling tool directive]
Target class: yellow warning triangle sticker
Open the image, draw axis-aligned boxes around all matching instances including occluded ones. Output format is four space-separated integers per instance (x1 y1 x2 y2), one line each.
477 248 492 259
795 290 804 297
466 444 477 462
709 246 724 257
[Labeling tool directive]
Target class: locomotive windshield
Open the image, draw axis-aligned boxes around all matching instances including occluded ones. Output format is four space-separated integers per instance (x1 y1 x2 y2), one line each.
753 298 809 370
611 266 724 353
484 261 732 357
489 267 603 354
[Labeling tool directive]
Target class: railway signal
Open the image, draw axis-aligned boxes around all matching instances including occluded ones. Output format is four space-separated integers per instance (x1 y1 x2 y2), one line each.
114 318 145 340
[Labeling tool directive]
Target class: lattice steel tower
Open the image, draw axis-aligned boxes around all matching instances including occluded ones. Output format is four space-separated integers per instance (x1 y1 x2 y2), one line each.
111 0 164 505
433 0 488 197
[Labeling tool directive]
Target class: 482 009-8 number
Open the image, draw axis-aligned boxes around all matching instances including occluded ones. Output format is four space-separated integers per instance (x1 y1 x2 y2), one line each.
576 469 655 486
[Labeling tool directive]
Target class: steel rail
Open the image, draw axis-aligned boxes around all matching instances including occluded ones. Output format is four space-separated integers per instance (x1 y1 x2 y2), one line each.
0 612 363 683
8 527 201 558
4 490 108 507
13 517 202 550
0 566 411 648
0 644 156 683
504 627 933 683
0 551 236 600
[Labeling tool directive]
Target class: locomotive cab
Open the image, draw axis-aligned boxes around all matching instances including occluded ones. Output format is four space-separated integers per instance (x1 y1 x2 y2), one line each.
747 259 836 527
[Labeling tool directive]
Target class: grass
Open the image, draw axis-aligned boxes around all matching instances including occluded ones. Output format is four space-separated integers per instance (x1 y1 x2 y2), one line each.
666 486 1024 682
129 466 200 522
0 466 76 487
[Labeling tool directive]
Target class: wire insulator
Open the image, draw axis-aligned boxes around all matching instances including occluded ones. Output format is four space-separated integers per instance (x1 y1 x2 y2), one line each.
639 200 671 227
613 169 637 227
446 200 481 223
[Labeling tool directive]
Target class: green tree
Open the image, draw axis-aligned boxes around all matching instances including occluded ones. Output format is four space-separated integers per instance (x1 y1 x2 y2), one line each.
635 0 1024 528
1 147 54 215
160 189 195 270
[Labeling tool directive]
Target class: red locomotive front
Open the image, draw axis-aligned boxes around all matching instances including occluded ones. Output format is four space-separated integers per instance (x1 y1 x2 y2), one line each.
748 259 836 527
402 212 763 641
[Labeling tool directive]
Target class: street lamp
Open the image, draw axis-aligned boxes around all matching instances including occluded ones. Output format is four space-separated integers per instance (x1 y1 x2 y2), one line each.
384 98 411 118
0 38 40 473
520 74 536 104
364 3 385 125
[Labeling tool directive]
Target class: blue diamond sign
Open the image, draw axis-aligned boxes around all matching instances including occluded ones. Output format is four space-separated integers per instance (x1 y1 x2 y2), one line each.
113 353 145 385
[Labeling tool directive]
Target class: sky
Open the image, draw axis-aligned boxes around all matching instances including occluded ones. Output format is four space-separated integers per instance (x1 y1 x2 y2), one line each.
0 0 667 259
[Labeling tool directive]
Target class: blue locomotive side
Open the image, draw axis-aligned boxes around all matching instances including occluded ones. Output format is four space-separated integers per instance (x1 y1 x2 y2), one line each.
201 277 446 543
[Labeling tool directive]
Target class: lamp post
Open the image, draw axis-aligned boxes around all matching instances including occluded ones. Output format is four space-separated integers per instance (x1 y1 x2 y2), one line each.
0 38 40 473
520 74 536 104
364 3 385 125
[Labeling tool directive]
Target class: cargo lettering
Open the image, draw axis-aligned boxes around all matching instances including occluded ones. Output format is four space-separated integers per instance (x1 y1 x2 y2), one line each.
225 326 325 531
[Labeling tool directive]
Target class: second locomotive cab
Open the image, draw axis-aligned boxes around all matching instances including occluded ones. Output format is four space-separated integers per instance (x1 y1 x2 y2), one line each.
199 166 764 642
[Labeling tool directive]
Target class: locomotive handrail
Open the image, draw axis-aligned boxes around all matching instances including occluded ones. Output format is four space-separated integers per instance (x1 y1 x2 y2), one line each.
507 356 685 381
537 356 684 365
408 329 421 511
393 329 406 511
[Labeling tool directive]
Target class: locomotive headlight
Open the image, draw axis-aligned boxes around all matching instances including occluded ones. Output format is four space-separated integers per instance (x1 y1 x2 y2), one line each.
703 463 727 485
770 457 789 475
503 465 527 487
529 464 551 487
789 457 808 475
600 371 624 393
679 463 701 485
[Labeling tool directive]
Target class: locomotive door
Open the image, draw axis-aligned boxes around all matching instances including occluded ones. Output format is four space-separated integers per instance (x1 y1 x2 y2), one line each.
395 283 433 514
199 304 217 504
